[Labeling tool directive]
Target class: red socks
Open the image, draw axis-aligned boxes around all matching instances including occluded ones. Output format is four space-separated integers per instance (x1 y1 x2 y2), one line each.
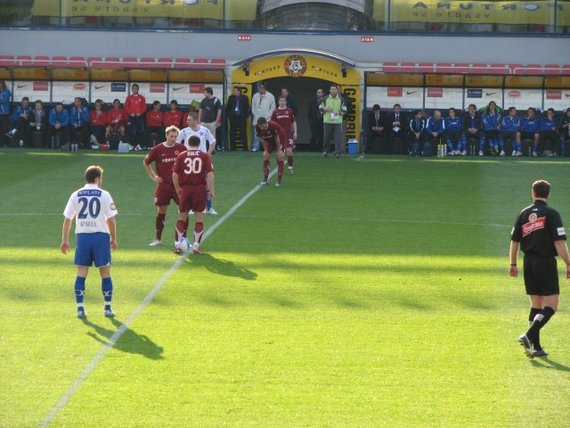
156 213 166 241
194 222 204 245
277 160 284 181
263 159 270 181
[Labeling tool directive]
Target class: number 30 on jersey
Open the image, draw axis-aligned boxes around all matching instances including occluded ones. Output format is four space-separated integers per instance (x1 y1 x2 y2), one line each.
183 157 203 174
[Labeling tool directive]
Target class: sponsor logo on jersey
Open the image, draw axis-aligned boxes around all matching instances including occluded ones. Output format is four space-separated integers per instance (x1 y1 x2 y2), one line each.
522 213 545 237
284 55 307 78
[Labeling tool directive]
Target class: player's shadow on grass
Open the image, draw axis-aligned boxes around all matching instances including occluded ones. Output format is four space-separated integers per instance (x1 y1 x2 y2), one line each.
184 253 257 280
530 357 570 372
82 318 164 360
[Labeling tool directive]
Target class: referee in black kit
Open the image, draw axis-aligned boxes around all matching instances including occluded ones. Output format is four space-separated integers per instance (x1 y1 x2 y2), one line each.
509 180 570 358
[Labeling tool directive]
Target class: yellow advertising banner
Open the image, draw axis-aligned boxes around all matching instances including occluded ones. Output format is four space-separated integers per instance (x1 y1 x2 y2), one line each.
232 55 360 85
32 0 257 20
374 0 565 25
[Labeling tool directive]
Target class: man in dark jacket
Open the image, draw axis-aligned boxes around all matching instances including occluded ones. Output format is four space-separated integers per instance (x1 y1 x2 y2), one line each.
225 86 250 151
387 104 407 154
463 104 483 155
307 88 324 151
366 104 386 154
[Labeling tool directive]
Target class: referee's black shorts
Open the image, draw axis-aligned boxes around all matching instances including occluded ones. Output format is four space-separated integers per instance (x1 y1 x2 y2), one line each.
523 254 560 296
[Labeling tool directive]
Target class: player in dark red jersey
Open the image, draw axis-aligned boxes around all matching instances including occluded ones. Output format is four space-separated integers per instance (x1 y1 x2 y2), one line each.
271 96 297 175
256 117 286 186
172 135 215 254
143 126 186 247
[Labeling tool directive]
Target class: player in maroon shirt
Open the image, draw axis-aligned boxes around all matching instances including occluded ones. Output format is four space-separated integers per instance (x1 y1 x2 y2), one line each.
271 96 297 175
256 117 286 186
143 126 186 247
172 135 215 254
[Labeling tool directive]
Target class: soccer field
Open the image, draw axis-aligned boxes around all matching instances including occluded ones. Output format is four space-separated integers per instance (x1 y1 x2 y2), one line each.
1 149 570 427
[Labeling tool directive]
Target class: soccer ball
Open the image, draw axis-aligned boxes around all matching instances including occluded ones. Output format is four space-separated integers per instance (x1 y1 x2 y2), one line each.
176 237 191 253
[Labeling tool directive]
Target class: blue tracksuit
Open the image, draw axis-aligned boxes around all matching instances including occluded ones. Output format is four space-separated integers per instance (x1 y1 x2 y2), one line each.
49 109 70 127
539 117 558 132
10 105 33 124
0 87 11 115
445 116 463 151
481 111 502 151
520 117 539 133
425 116 446 135
500 115 521 152
69 106 89 127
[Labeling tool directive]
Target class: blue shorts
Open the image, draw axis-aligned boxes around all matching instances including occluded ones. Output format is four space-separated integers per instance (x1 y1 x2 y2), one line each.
75 233 111 267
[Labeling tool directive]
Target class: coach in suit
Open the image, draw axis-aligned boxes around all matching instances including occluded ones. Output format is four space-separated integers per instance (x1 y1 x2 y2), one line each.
387 104 407 154
225 86 250 151
366 104 386 154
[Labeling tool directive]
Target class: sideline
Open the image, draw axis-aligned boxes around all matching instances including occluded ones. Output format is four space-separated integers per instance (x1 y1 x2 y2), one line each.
38 170 276 427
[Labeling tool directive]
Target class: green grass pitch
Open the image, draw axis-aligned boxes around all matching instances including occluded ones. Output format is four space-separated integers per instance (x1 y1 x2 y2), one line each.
1 149 570 427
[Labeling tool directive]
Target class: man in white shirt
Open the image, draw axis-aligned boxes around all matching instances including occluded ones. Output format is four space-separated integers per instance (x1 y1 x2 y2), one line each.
60 165 118 319
251 83 275 151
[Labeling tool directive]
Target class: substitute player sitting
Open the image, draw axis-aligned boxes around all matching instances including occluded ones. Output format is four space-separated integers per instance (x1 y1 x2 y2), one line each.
271 96 297 175
256 117 286 187
177 111 217 215
60 165 118 319
143 126 186 247
172 136 215 255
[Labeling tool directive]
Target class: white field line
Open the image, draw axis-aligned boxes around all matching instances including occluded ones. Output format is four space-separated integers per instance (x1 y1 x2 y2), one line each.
38 169 276 428
233 213 511 229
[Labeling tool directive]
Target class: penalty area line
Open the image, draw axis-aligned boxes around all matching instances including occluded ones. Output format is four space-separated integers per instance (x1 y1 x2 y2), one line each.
38 169 277 428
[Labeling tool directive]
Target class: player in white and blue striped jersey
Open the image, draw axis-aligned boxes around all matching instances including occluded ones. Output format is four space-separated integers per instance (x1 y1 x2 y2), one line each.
60 165 118 319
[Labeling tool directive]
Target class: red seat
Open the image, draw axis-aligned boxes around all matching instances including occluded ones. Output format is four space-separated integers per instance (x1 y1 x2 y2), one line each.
417 62 434 73
192 58 210 68
122 57 139 68
453 63 470 74
525 64 542 75
68 56 85 67
489 64 508 75
399 62 417 73
381 61 399 73
102 57 121 68
139 57 161 68
471 63 489 74
435 63 453 73
17 55 33 67
174 58 192 69
157 57 174 68
562 64 570 75
0 55 15 66
508 64 524 74
51 56 68 67
33 56 50 67
210 58 226 68
543 64 561 75
87 57 102 68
